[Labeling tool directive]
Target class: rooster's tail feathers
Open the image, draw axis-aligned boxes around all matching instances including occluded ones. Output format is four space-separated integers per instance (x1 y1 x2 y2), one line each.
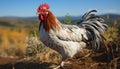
78 10 108 50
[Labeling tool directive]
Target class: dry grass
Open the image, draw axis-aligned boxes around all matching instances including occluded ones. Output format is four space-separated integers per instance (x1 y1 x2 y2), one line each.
0 26 28 56
104 26 119 41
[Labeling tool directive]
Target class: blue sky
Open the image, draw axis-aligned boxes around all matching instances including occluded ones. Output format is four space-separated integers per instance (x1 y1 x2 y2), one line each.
0 0 120 17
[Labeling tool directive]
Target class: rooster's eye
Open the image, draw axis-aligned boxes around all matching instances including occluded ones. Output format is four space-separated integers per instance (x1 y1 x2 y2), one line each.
46 12 48 14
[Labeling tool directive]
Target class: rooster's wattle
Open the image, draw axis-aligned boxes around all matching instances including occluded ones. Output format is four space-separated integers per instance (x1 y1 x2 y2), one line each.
37 3 108 66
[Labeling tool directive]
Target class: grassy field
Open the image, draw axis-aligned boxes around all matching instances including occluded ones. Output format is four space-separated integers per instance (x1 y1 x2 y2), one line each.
0 18 39 56
0 26 27 56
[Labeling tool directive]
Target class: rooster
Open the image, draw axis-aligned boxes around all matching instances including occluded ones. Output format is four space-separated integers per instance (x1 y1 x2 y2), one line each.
37 3 107 68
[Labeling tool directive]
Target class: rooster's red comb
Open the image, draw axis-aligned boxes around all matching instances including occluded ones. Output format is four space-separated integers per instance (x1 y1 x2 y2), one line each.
38 3 50 11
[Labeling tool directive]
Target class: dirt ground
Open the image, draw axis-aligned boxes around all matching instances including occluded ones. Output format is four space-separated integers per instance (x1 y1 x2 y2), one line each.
0 52 119 69
0 56 54 69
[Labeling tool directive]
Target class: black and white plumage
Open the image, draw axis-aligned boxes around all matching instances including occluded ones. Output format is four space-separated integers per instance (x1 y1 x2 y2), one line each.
78 10 108 50
37 4 108 64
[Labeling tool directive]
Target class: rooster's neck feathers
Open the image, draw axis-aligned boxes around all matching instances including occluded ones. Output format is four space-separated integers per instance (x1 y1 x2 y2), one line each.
40 11 61 32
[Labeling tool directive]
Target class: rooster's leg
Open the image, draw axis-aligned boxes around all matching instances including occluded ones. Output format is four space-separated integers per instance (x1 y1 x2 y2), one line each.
53 56 67 69
53 61 72 69
53 61 64 69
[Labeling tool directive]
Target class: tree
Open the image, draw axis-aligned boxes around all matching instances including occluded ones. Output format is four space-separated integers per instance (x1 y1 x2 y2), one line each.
64 13 71 24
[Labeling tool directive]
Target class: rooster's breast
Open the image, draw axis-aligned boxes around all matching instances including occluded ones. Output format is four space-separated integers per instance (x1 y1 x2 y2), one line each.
40 25 86 58
40 25 59 50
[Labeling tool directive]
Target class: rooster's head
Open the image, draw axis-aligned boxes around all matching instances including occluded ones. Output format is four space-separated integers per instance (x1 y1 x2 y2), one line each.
37 3 50 21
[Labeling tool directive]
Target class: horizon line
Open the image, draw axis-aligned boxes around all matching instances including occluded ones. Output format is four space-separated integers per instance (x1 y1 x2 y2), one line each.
0 13 120 18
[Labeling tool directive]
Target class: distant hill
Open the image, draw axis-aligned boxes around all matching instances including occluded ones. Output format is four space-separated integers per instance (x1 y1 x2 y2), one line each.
1 13 120 21
0 13 120 28
101 14 120 20
0 16 39 29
